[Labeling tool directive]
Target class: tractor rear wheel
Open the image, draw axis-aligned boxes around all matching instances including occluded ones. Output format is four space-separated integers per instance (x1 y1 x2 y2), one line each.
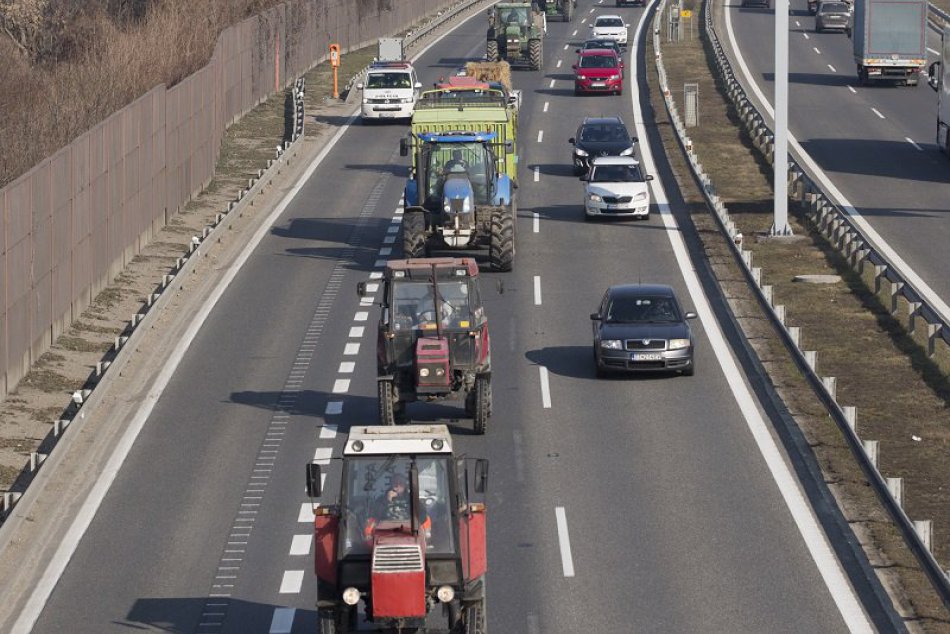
489 207 514 272
529 38 542 71
378 380 398 426
486 39 499 62
473 377 491 435
403 211 427 259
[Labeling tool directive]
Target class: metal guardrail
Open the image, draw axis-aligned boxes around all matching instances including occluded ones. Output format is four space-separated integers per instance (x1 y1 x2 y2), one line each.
652 0 950 607
929 2 949 29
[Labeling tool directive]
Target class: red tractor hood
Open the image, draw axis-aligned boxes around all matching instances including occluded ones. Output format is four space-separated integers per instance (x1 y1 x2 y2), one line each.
371 530 427 618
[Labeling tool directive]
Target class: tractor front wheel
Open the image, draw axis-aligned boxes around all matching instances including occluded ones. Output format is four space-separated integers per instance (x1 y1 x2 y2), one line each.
403 211 427 259
473 377 491 435
487 39 499 62
529 38 543 71
489 207 515 272
378 380 398 426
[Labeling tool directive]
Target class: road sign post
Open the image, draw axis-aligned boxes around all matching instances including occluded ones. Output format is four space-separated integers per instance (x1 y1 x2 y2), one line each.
329 43 341 99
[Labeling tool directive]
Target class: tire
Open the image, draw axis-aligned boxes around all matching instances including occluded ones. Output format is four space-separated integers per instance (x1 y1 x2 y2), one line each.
489 207 515 272
403 211 427 259
464 598 487 634
487 39 499 62
473 377 491 435
378 380 397 426
320 607 352 634
682 363 695 377
529 39 542 71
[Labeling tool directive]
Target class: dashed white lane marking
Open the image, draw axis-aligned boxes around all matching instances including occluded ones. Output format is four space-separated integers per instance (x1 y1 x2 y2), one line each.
581 17 587 24
269 608 296 634
556 59 562 68
795 19 801 26
549 78 556 88
813 46 821 54
279 570 304 594
572 29 578 36
827 64 836 72
314 447 333 464
338 361 355 373
533 276 542 305
533 212 540 233
589 7 595 12
802 32 809 39
537 130 544 143
847 85 857 94
290 534 312 556
871 107 885 119
539 366 552 408
344 342 360 355
555 507 575 577
373 259 387 268
534 166 540 182
366 283 379 293
354 311 369 321
906 137 923 151
563 44 569 50
325 400 343 415
379 247 392 256
320 424 338 439
299 503 317 523
928 46 939 55
543 101 549 112
383 235 395 244
349 326 365 337
332 379 350 393
369 271 383 280
386 225 399 233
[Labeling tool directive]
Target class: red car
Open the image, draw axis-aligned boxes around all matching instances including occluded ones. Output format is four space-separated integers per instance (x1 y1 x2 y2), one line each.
573 49 624 96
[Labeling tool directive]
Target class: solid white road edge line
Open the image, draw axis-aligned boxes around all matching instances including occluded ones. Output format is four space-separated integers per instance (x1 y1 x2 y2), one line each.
539 366 552 408
635 3 873 631
554 506 575 577
11 5 494 630
723 0 950 323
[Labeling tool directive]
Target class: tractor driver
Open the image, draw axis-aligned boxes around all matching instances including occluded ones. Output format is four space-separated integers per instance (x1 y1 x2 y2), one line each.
364 474 430 540
442 149 469 175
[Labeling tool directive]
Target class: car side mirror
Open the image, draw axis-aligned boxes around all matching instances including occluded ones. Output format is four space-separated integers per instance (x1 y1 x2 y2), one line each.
646 175 654 181
685 311 698 320
575 48 581 53
568 137 575 144
571 64 577 70
357 281 367 297
399 137 409 157
356 83 363 90
928 61 940 91
474 459 489 494
414 82 423 89
590 312 601 320
305 462 322 498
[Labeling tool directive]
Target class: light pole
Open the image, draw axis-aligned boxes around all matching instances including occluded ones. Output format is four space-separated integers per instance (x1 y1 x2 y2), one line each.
772 0 793 235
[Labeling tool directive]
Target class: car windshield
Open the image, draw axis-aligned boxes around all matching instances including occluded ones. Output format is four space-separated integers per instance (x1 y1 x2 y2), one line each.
605 295 680 323
820 2 848 10
366 72 412 89
579 123 629 143
596 18 624 27
590 164 644 182
584 41 617 51
392 280 475 331
580 54 618 69
341 457 455 557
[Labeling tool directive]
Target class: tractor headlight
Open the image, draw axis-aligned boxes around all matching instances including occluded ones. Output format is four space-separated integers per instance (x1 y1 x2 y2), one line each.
633 191 648 202
620 146 635 156
435 367 446 376
419 367 430 377
587 193 602 203
600 339 623 349
342 587 361 606
437 585 455 603
668 338 691 350
443 199 451 213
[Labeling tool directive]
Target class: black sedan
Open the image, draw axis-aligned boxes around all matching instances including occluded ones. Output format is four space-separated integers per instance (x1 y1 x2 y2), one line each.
569 116 637 175
591 284 697 376
576 38 623 58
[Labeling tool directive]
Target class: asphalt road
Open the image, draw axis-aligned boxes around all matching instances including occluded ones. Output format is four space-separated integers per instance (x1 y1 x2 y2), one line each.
723 0 950 308
30 2 887 632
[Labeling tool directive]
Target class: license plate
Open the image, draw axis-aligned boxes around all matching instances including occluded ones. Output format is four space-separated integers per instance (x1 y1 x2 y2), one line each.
379 112 395 118
633 353 663 361
591 82 606 87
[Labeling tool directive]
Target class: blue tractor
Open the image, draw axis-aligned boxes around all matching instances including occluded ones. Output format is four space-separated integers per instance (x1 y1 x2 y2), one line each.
400 132 516 272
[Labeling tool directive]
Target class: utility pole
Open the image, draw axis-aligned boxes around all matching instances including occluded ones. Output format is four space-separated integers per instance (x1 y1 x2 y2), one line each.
772 0 793 235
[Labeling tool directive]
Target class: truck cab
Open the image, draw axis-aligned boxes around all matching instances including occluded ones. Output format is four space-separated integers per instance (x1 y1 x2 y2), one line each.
358 61 422 122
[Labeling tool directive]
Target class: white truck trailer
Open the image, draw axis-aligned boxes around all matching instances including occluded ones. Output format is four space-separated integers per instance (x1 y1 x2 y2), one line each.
927 26 950 156
851 0 927 85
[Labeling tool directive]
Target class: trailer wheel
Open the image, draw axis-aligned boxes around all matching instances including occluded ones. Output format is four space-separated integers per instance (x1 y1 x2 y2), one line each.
489 207 515 272
529 38 543 71
473 377 491 435
378 380 398 426
403 211 427 259
487 39 499 62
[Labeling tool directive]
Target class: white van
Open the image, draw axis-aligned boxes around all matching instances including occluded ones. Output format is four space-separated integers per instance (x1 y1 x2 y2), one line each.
358 61 422 122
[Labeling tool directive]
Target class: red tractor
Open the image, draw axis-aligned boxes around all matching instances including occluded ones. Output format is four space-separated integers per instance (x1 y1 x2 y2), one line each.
360 258 492 434
306 425 489 633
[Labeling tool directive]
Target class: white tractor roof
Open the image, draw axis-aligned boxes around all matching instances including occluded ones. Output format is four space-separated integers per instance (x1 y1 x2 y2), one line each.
345 425 453 456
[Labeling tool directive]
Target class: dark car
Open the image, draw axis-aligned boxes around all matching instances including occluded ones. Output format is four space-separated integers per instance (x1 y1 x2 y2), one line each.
576 39 623 59
569 116 637 174
815 1 851 32
591 284 697 377
573 49 624 96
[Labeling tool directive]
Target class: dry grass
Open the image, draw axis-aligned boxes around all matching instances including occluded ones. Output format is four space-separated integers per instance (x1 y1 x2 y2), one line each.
650 2 950 627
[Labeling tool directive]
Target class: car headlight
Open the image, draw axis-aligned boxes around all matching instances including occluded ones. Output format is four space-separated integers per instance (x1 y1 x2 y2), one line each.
633 191 648 202
620 146 634 156
600 339 623 349
608 74 620 80
575 148 589 157
588 193 602 202
668 338 691 350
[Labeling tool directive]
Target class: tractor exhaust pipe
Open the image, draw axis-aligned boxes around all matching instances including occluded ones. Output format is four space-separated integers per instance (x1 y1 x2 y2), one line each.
410 461 420 536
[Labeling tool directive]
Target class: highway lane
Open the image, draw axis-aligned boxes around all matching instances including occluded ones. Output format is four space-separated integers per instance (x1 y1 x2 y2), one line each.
722 0 950 310
29 1 883 632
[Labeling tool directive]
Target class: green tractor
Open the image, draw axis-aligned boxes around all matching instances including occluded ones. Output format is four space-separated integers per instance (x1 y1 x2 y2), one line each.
539 0 575 21
487 3 544 71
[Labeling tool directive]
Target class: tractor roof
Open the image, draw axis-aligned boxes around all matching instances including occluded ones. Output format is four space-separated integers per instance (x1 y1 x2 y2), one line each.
386 257 480 279
345 425 454 456
417 131 497 144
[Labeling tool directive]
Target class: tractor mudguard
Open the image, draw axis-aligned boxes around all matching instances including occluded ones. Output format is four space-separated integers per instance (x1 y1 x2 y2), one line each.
404 180 420 208
491 175 512 207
